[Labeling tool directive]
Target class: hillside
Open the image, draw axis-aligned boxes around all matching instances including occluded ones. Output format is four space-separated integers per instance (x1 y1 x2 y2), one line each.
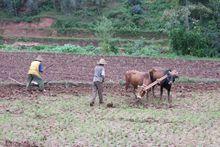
0 0 219 57
0 0 175 47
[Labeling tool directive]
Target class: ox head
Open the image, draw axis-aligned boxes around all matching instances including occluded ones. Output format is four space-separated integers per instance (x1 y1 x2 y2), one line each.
167 69 179 85
136 85 146 99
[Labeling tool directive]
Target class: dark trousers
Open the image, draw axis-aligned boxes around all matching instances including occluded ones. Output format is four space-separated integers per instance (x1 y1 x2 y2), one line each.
91 81 103 103
26 74 44 91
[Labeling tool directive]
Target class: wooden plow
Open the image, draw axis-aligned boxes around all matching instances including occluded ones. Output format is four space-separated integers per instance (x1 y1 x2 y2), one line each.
137 70 178 98
7 64 54 86
140 75 168 92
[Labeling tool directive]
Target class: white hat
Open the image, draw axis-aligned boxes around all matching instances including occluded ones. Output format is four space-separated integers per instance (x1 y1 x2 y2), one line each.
35 55 43 62
97 58 107 65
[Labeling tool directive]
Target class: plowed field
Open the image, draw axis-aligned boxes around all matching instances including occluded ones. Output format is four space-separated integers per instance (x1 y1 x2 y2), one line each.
1 51 220 146
0 51 220 98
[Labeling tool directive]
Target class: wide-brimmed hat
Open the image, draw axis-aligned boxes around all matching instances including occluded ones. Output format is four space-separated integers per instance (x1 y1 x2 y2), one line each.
97 58 107 65
35 55 43 62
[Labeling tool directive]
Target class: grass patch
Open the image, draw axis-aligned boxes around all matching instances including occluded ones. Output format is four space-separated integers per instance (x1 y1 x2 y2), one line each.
1 43 220 62
0 90 220 146
4 36 168 46
178 76 220 83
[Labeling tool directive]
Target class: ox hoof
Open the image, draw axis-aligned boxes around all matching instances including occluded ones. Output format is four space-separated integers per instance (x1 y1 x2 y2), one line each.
136 96 142 100
90 102 94 106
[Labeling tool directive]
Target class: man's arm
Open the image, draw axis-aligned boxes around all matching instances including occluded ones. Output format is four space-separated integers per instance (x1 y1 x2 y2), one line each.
39 63 43 73
101 68 105 82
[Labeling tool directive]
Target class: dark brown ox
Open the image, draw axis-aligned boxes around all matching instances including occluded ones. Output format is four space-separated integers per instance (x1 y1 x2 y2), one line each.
137 67 178 103
125 70 151 98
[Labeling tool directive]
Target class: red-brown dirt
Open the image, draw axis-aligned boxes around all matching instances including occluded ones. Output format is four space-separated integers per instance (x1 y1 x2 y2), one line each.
0 51 220 98
0 18 56 38
0 18 54 29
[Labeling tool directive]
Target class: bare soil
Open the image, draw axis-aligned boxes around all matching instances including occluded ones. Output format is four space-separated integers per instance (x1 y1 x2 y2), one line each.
0 51 219 99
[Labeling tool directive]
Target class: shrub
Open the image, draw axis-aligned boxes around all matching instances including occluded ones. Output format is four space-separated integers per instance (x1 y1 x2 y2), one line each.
131 5 142 14
127 0 142 6
125 38 145 55
3 0 21 16
170 27 210 57
0 35 3 45
94 16 118 54
25 0 39 15
189 3 213 21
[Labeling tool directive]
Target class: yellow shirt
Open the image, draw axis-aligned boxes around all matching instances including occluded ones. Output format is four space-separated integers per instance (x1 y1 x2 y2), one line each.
28 61 41 78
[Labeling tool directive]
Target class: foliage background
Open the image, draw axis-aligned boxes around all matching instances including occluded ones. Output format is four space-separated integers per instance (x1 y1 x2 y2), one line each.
0 0 219 57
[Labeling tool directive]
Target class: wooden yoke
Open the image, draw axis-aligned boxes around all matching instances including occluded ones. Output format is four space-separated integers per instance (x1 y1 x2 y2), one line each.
141 70 177 92
141 74 168 91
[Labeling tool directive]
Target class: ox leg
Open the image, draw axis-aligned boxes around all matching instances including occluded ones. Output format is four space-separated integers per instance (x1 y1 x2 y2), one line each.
133 87 137 99
160 86 163 101
167 87 172 104
152 86 155 98
146 90 149 101
143 90 149 102
125 82 129 91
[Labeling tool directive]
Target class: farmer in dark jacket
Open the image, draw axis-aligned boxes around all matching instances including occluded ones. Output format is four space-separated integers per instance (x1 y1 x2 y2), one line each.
26 55 44 91
90 58 107 106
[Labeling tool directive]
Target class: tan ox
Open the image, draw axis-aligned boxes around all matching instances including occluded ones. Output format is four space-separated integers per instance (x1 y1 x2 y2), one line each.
125 70 152 98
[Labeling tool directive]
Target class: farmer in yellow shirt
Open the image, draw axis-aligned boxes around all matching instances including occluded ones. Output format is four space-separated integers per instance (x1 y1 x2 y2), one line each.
26 55 44 91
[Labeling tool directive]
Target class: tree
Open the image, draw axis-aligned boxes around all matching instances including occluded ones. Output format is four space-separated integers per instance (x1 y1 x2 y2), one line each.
52 0 61 11
95 16 117 54
60 0 83 14
3 0 21 16
26 0 38 15
184 0 190 30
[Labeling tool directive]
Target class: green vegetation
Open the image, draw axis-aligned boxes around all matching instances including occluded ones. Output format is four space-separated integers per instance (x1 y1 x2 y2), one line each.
0 90 220 145
170 27 210 57
165 0 220 57
1 44 220 61
94 16 117 54
0 0 219 57
178 76 220 83
0 35 3 45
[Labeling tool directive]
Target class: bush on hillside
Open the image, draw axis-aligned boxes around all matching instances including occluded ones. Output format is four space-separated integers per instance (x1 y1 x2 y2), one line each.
125 38 145 55
25 0 39 15
0 35 3 45
60 0 83 14
127 0 142 6
131 5 142 14
95 16 118 54
3 0 21 16
179 0 209 5
189 3 213 21
170 27 210 57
